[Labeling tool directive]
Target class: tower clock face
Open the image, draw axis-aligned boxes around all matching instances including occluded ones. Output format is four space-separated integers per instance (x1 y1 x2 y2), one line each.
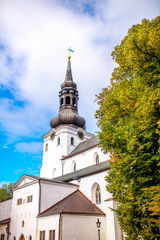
77 131 84 139
50 131 56 140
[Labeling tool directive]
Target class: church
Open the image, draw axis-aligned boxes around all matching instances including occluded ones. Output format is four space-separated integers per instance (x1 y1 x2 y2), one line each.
0 56 123 240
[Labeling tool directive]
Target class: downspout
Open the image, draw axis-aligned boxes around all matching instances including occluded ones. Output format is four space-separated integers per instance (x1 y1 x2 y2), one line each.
61 159 64 176
58 214 62 240
39 180 41 214
6 222 9 240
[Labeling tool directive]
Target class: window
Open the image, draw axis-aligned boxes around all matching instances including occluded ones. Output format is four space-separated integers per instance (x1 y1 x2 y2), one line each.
93 153 99 165
27 195 33 203
71 161 76 172
66 96 70 104
95 154 99 164
17 198 22 205
91 183 101 204
45 143 48 152
49 230 55 240
29 235 32 240
71 137 74 145
57 137 60 145
1 234 5 240
40 231 45 240
96 185 101 204
13 237 16 240
72 97 76 106
74 162 76 172
22 220 24 227
60 98 64 106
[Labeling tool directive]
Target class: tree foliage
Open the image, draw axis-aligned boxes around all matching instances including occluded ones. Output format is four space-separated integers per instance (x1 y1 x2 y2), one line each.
0 183 14 202
96 16 160 239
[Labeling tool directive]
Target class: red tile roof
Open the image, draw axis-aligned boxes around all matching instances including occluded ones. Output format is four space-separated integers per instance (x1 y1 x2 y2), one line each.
38 190 105 217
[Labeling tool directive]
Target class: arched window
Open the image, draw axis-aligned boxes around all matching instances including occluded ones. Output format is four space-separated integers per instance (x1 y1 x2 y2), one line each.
71 137 74 145
95 154 99 164
60 98 64 106
57 137 60 145
66 96 70 104
71 161 76 172
93 153 99 164
29 235 32 240
72 97 76 107
19 235 25 240
96 185 101 204
13 237 16 240
74 162 76 172
91 183 101 204
45 143 48 152
22 220 24 227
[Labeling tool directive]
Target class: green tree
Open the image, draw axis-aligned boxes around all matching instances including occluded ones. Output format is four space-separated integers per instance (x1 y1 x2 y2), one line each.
96 16 160 239
0 183 14 202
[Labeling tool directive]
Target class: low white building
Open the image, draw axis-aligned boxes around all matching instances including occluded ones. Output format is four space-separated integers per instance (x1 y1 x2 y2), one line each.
0 56 123 240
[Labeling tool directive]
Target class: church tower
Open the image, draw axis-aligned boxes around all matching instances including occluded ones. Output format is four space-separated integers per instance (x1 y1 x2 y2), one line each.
40 56 93 179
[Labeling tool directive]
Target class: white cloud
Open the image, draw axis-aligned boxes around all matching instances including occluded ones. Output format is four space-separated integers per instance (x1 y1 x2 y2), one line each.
15 141 43 154
0 0 159 142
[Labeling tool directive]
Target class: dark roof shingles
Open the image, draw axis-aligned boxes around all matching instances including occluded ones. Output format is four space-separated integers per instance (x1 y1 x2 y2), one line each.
63 135 99 159
55 161 110 182
38 190 105 217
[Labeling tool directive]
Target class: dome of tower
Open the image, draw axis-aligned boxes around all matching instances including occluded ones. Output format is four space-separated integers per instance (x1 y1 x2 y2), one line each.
50 109 86 129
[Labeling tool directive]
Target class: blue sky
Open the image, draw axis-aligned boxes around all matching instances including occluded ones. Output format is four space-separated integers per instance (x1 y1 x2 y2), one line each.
0 0 159 185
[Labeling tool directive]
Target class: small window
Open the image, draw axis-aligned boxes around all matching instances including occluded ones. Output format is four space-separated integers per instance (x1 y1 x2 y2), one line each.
60 98 64 106
17 198 22 205
71 161 76 172
57 137 60 145
45 143 48 152
29 236 32 240
27 195 33 203
66 96 70 104
74 162 76 172
13 237 16 240
49 230 55 240
96 154 99 164
71 137 74 145
72 97 76 106
96 185 101 204
40 231 45 240
22 220 24 227
1 234 5 240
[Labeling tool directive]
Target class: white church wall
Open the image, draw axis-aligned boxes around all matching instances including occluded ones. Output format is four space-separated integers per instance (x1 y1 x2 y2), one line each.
63 146 110 175
62 215 106 240
0 198 12 221
38 214 60 240
40 125 93 179
10 182 39 240
69 170 119 240
40 181 78 212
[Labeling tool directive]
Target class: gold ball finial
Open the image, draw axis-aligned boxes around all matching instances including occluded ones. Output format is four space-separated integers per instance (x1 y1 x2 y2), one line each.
68 47 74 58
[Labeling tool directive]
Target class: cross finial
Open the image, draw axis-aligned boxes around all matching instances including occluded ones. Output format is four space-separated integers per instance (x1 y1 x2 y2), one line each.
68 47 74 58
